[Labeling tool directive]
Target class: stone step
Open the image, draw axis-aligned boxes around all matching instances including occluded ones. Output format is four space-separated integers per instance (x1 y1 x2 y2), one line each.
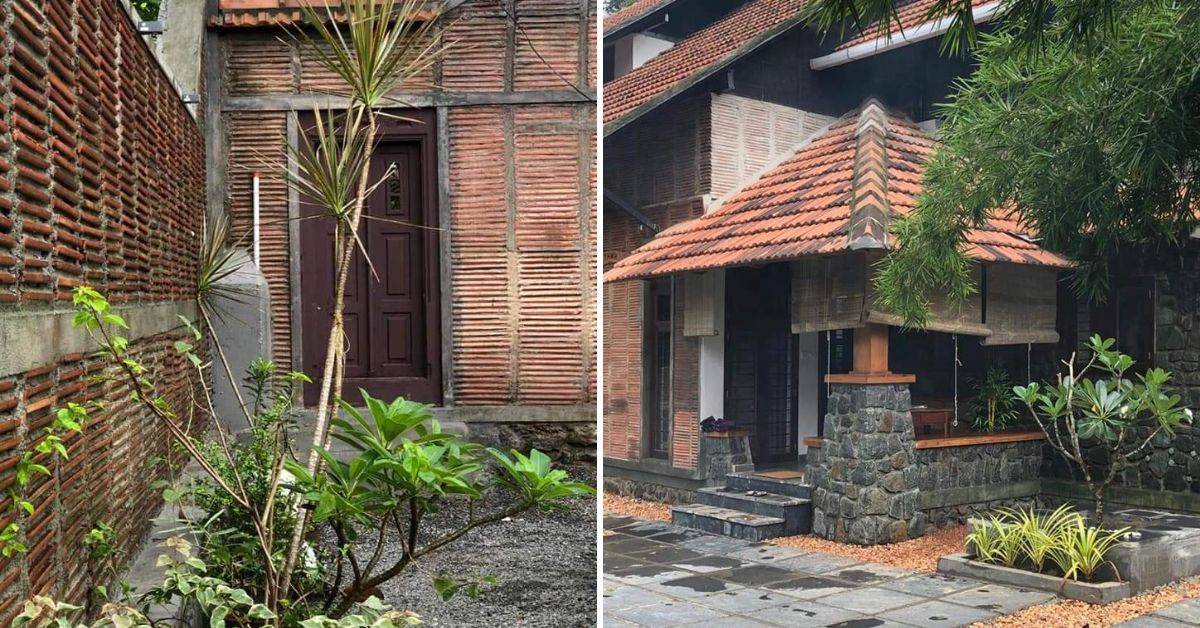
670 504 787 541
724 471 811 499
694 486 812 535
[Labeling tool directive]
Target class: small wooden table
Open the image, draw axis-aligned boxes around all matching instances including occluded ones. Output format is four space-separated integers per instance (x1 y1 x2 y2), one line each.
912 407 953 437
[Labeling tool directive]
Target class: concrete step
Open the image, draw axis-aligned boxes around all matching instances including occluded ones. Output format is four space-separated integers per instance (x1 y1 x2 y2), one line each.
670 504 786 541
724 471 811 499
694 486 811 535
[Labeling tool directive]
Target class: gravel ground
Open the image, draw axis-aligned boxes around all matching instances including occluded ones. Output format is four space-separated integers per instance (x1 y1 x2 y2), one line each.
603 492 671 521
602 491 965 572
325 463 596 627
771 524 967 572
978 577 1200 627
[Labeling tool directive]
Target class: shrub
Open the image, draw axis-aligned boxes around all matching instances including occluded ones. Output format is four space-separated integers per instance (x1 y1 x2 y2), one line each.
971 367 1020 433
1015 335 1192 522
965 506 1128 582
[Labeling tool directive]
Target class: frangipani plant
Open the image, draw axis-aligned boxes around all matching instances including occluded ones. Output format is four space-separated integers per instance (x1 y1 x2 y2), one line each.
1015 335 1192 522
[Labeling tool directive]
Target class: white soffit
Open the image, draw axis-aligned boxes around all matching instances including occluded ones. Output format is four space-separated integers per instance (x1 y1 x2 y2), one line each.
809 2 1000 71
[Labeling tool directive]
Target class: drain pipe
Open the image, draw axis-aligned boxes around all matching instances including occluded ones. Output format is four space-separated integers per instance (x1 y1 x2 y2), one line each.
252 172 261 267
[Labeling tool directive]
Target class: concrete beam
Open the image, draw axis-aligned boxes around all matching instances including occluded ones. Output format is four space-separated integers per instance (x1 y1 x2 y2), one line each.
223 90 596 112
0 301 198 378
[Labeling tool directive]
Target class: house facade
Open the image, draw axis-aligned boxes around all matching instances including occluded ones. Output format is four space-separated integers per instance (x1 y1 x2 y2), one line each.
602 0 1198 544
206 0 597 453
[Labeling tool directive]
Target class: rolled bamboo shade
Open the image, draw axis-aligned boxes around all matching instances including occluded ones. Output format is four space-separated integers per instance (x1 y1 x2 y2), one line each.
981 263 1059 345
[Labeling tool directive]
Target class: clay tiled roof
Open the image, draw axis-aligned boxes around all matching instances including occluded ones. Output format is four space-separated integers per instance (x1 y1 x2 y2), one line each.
603 0 810 133
835 0 996 51
211 1 442 28
604 0 676 35
605 101 1071 282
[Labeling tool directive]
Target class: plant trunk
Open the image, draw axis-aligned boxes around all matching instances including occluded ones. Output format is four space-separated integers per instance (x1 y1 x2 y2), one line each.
1093 485 1105 527
279 110 379 596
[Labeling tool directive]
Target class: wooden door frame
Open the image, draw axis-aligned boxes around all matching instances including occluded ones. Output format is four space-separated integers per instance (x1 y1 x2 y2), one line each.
290 108 443 406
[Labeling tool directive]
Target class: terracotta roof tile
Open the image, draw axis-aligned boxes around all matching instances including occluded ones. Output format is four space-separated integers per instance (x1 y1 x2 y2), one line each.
605 102 1071 281
835 0 996 51
604 0 675 34
603 0 810 131
211 2 440 28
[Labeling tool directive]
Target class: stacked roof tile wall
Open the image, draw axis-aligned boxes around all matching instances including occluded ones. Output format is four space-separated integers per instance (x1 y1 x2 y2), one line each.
0 0 206 619
218 0 596 407
603 198 704 467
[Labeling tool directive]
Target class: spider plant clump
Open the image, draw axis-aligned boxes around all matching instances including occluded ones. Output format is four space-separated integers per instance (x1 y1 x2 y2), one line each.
965 505 1128 583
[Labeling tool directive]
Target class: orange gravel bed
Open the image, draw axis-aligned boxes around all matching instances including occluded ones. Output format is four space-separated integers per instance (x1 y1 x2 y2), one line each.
976 578 1200 628
770 525 967 573
604 492 671 522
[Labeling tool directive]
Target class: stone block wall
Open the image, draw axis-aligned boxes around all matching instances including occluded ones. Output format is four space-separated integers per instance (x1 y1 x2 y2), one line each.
809 384 924 545
916 440 1044 527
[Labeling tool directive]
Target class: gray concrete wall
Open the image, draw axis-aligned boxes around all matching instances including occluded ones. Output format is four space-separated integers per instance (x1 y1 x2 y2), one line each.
206 249 273 432
0 301 197 379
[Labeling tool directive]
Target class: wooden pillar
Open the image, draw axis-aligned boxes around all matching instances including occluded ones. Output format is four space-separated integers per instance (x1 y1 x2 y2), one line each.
825 323 915 384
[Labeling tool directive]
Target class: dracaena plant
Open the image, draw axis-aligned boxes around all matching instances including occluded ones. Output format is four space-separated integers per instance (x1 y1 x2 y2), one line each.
1015 335 1192 522
285 391 594 616
277 0 453 591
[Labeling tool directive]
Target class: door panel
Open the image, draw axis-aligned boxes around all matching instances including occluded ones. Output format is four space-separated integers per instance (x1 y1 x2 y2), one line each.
300 114 441 406
725 265 799 465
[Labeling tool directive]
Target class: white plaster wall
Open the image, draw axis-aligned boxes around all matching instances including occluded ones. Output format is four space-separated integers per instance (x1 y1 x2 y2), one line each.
611 33 675 78
796 331 820 454
699 269 726 422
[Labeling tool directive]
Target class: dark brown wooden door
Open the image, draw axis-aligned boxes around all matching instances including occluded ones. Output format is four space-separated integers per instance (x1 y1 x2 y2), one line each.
725 265 799 465
300 123 441 407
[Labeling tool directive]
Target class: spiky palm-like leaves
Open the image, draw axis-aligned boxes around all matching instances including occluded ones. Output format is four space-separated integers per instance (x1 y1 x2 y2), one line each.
278 0 452 595
292 0 448 108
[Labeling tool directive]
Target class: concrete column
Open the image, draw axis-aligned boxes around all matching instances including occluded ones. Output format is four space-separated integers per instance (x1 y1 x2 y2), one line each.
698 269 725 423
207 249 274 431
808 383 925 545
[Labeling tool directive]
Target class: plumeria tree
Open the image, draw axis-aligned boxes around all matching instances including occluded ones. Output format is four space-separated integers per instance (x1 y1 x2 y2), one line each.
1015 336 1192 522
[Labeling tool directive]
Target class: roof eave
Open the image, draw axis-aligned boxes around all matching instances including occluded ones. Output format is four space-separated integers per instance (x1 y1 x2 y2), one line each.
603 0 679 40
809 1 1000 71
603 14 809 137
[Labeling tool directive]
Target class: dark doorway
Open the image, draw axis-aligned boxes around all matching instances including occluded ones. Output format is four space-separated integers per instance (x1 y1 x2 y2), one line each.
299 112 442 406
644 278 673 459
725 264 799 465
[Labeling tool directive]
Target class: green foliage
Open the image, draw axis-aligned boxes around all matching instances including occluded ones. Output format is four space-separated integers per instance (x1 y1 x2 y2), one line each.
291 0 448 109
971 367 1019 433
966 513 1023 568
432 574 496 602
488 448 596 509
1049 518 1130 582
284 389 594 615
966 505 1127 581
1015 336 1190 520
131 0 160 21
603 0 637 15
802 0 1124 60
1007 504 1078 571
871 0 1200 324
297 597 422 628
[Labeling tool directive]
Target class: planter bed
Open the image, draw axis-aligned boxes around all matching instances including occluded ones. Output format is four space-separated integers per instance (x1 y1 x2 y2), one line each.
938 552 1132 603
937 507 1200 604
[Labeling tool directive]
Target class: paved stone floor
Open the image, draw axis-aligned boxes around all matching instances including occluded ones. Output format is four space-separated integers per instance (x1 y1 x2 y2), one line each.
1117 598 1200 627
603 515 1056 627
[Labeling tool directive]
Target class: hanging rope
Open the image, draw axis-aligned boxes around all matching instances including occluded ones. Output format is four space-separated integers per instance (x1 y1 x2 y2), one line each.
1027 342 1033 383
826 330 832 397
953 334 960 427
